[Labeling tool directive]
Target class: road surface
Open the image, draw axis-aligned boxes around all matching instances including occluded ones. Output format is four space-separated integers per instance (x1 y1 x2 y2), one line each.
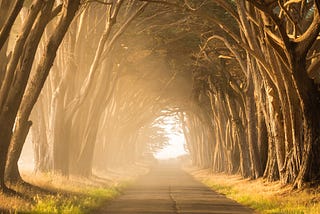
94 162 255 213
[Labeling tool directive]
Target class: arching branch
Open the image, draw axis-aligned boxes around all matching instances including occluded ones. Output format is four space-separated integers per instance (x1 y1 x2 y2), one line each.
0 0 24 50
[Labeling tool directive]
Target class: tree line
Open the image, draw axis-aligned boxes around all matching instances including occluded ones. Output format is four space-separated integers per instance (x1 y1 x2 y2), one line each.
0 0 187 194
185 0 320 188
0 0 319 194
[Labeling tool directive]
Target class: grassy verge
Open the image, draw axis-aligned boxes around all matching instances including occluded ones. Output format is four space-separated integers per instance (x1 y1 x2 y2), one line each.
0 177 130 213
31 186 122 213
27 172 134 214
0 163 148 213
187 168 320 214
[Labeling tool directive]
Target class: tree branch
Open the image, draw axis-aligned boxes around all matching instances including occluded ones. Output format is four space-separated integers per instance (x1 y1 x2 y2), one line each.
139 0 181 8
0 0 24 50
183 0 207 11
0 0 43 112
316 0 320 13
245 0 291 51
307 57 320 76
85 0 113 5
48 4 63 23
294 5 320 57
264 27 289 65
212 0 241 25
278 0 302 37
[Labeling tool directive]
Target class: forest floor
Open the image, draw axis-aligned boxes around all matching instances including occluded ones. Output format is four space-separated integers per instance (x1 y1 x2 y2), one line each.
0 163 149 213
187 167 320 214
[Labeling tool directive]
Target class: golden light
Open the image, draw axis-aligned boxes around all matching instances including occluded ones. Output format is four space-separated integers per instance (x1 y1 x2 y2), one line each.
153 115 188 160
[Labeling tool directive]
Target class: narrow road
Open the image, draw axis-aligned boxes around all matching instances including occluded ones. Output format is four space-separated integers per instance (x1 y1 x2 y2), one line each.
95 162 255 213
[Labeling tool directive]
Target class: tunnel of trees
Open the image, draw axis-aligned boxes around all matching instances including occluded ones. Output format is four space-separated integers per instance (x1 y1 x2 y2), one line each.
0 0 320 194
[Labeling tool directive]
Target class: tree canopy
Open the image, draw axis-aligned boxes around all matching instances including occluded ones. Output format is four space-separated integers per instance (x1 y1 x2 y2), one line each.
0 0 320 194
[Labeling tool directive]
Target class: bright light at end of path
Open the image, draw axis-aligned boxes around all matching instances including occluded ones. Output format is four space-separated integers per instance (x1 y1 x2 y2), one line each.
154 133 187 160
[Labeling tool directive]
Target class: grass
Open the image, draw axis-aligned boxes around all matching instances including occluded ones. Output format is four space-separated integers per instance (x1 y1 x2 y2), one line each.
31 186 122 213
0 163 148 213
188 168 320 214
0 180 126 213
24 172 132 214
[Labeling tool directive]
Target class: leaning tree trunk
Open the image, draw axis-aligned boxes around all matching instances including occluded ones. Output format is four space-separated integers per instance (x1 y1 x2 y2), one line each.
5 120 32 183
0 1 21 85
0 0 23 51
5 0 80 183
0 1 52 191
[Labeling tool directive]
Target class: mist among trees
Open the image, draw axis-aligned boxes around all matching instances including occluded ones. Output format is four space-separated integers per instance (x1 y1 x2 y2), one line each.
0 0 320 197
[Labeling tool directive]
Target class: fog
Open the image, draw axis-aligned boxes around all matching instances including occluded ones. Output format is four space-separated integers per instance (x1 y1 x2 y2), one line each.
1 1 319 207
14 1 195 178
153 115 188 160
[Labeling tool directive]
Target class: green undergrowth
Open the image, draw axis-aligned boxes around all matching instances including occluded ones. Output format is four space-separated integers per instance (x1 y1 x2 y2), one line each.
203 179 320 214
31 185 124 213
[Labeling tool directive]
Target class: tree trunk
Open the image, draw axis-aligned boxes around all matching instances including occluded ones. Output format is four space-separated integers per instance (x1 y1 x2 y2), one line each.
292 58 320 187
245 75 263 178
5 120 32 183
5 0 80 181
32 101 51 173
0 1 52 191
257 101 268 171
226 95 251 177
0 0 23 50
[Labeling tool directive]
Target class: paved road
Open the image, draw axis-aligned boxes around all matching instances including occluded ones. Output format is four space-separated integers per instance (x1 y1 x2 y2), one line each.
95 163 255 213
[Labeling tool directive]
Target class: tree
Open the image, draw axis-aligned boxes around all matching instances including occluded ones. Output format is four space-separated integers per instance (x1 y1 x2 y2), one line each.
185 0 320 187
0 0 80 192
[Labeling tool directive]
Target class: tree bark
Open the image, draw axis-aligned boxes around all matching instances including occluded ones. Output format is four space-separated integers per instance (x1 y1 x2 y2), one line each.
245 74 263 178
0 0 24 50
5 0 80 182
292 58 320 187
5 120 32 183
226 94 251 177
0 1 52 191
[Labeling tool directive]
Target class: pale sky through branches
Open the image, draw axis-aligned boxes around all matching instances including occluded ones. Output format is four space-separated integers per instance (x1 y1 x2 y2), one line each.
154 116 187 159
